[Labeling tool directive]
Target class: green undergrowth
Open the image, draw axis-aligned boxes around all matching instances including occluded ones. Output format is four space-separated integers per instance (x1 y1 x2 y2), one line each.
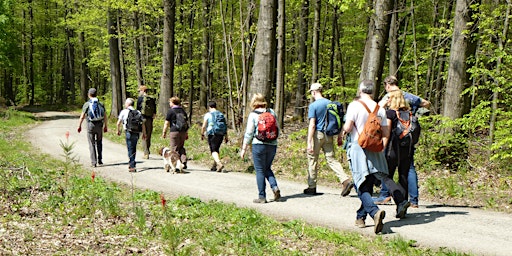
0 109 470 254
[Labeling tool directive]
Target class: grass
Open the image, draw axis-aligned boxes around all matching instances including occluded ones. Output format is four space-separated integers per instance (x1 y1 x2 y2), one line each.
0 108 472 255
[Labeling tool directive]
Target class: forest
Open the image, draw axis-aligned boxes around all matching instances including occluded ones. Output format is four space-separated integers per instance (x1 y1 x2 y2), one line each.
1 0 512 171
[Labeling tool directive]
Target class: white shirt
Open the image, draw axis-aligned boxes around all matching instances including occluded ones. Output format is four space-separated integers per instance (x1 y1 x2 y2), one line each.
345 98 388 142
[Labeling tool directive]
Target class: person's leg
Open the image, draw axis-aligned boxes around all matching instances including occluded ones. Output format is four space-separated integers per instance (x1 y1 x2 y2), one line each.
252 144 267 201
358 175 380 218
209 135 224 171
87 128 97 165
143 117 153 155
263 145 278 191
306 131 322 189
408 152 419 206
374 155 397 203
126 132 137 168
381 176 410 218
323 134 350 182
177 132 187 165
96 124 103 164
397 147 411 203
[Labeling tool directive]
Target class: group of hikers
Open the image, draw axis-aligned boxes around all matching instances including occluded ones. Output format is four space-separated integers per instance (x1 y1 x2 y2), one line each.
76 76 430 234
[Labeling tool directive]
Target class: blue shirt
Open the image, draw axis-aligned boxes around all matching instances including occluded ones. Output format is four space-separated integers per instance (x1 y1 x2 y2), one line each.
308 98 330 132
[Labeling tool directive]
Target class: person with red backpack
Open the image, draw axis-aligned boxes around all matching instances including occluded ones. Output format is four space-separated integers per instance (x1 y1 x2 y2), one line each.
343 80 410 234
304 83 353 196
240 93 281 204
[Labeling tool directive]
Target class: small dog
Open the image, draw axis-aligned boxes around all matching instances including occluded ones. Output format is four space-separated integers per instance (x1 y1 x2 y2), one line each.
158 147 184 174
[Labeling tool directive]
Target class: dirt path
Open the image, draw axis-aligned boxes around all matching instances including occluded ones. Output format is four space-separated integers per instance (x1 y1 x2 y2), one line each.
28 111 512 256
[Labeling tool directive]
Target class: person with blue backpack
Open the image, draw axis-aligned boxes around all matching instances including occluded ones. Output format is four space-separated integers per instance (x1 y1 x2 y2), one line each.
77 88 108 168
304 82 353 196
376 75 431 208
201 101 229 172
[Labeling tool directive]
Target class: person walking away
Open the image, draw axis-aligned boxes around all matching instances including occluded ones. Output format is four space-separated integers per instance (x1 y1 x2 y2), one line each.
240 93 281 204
136 85 157 159
304 82 353 196
378 90 415 206
376 75 431 207
116 98 146 172
77 88 108 167
201 101 229 172
162 97 189 170
343 80 410 234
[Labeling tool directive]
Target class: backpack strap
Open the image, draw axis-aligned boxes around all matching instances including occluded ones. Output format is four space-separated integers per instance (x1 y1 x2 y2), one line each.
354 100 379 135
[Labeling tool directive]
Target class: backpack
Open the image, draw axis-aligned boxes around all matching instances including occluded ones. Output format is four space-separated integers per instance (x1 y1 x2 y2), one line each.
253 109 278 142
141 95 157 117
394 110 421 147
209 111 227 135
126 109 143 133
173 108 189 132
357 101 384 152
88 100 105 122
323 101 344 136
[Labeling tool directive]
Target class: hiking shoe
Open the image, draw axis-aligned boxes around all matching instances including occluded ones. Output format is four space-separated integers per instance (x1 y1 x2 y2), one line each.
91 163 96 168
273 189 281 201
374 196 392 205
303 187 317 195
142 154 149 159
210 162 217 172
216 163 224 173
396 201 411 219
98 161 103 166
341 179 354 197
253 198 267 204
129 167 136 173
355 218 366 228
373 210 386 234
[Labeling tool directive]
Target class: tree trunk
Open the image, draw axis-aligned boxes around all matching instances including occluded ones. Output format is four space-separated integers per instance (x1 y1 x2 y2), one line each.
442 0 479 119
116 12 126 100
200 0 211 110
248 0 275 104
133 0 145 87
28 0 34 106
388 0 399 76
160 0 176 116
79 32 89 102
311 0 320 83
294 0 309 121
359 0 393 100
275 0 286 128
108 9 123 118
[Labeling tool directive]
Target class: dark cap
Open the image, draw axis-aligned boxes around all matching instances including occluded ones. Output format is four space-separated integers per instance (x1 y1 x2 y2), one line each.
88 88 97 95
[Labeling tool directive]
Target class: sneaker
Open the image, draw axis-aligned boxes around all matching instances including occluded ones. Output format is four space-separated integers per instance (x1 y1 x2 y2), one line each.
374 196 392 205
253 198 267 204
142 154 149 159
373 210 386 234
91 163 96 168
129 167 136 173
355 218 366 228
210 162 217 172
341 179 353 197
396 201 411 219
98 161 103 166
303 187 317 195
273 189 281 201
183 163 188 170
216 163 224 173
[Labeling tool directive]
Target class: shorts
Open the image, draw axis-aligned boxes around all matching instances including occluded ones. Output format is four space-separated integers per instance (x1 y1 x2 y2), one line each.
208 134 224 153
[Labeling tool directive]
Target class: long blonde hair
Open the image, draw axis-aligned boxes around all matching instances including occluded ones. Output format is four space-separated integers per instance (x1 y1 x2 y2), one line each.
388 90 410 110
250 93 267 110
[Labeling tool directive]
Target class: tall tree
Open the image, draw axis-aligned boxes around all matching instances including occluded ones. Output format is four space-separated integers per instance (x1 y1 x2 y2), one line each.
248 0 275 102
442 0 479 119
160 0 176 115
275 0 285 127
311 0 320 83
108 9 123 118
294 0 309 122
359 0 393 99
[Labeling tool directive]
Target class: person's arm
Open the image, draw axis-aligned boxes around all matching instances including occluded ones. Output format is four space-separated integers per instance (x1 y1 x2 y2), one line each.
240 113 256 159
343 120 354 134
307 118 316 154
103 109 108 132
78 112 86 133
116 117 123 136
162 120 170 138
201 117 208 140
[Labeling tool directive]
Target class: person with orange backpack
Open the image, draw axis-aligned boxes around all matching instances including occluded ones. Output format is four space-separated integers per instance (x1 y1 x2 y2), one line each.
304 83 353 196
240 93 281 204
343 80 410 234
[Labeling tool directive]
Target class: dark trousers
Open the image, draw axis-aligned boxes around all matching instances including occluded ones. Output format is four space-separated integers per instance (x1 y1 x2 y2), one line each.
87 121 103 165
142 116 153 155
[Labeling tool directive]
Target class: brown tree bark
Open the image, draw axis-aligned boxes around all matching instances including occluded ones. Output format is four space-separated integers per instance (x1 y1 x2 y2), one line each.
159 0 176 116
275 0 286 128
294 0 309 122
311 0 320 83
108 9 123 118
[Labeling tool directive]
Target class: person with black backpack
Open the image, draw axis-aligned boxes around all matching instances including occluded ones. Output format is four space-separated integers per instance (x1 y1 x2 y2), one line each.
162 97 189 170
116 98 146 172
240 93 281 204
201 101 229 172
136 85 157 159
304 83 353 196
77 88 108 168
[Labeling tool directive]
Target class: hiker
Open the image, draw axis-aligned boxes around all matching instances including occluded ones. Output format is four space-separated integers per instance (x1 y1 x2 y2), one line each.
240 93 281 204
162 96 189 170
343 80 410 234
201 101 229 172
376 75 431 208
304 82 353 196
136 85 156 159
381 90 415 206
77 88 108 167
116 98 146 172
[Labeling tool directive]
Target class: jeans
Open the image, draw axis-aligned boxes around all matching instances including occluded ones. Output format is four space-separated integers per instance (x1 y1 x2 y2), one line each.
252 144 279 199
356 174 380 220
126 131 139 168
378 157 419 205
